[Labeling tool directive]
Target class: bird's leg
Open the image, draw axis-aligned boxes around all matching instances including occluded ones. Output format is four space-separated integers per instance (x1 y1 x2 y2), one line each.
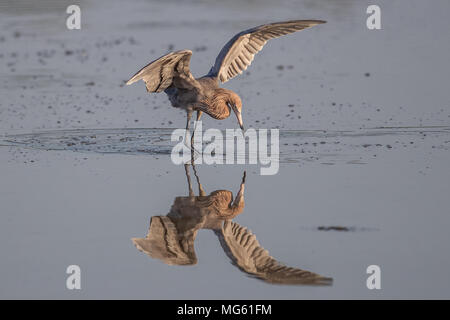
184 164 195 197
192 162 206 196
186 110 203 164
184 110 193 162
185 109 193 143
190 110 203 153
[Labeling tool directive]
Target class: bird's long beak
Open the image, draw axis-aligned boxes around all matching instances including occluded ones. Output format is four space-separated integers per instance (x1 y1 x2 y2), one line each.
232 105 244 131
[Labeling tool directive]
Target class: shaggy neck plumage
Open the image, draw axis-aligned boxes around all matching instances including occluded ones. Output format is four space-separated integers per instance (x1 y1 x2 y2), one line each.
198 89 240 120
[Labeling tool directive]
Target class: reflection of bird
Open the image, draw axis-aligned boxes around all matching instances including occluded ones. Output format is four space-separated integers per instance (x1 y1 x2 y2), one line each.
132 165 245 266
132 165 332 285
126 20 326 132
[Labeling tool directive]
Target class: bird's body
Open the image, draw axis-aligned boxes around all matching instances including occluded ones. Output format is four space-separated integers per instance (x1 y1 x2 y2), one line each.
126 20 325 130
164 76 239 122
164 76 218 112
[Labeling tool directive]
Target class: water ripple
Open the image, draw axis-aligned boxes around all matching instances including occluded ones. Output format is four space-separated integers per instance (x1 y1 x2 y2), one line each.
1 126 449 164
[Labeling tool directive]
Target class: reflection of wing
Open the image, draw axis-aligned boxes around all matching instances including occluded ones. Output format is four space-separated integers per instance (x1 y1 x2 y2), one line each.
126 50 198 92
217 221 332 285
208 20 326 83
132 216 197 266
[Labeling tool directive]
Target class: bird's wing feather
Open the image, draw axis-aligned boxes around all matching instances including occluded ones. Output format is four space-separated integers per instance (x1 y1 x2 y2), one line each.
126 50 198 92
208 20 326 83
131 216 197 266
217 220 332 285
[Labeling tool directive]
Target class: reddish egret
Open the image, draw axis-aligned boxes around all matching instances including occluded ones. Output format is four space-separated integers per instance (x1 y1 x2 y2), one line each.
126 20 326 131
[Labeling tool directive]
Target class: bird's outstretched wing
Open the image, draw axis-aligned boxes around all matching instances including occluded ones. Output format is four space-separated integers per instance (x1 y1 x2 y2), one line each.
216 221 332 285
126 50 198 92
208 20 325 83
132 216 197 266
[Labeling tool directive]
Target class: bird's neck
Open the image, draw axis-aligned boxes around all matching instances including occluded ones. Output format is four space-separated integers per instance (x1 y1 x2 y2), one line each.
198 89 240 120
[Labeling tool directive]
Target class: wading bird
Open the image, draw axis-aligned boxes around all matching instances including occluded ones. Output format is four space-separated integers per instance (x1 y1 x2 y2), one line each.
132 165 332 285
126 20 325 132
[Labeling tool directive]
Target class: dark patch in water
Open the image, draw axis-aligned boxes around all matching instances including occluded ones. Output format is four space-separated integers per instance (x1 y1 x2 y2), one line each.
318 226 355 232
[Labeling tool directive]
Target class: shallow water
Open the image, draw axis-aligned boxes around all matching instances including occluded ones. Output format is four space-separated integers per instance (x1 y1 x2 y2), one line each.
2 126 449 164
1 125 450 299
1 0 450 299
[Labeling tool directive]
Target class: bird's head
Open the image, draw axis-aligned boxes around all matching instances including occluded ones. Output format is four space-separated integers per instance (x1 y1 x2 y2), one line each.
226 91 244 131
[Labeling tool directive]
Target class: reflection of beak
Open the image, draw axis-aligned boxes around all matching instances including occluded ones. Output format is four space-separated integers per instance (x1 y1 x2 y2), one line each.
232 105 244 131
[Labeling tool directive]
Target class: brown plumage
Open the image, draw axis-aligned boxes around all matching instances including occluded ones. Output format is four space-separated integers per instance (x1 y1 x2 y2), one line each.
217 220 332 285
126 20 326 131
132 165 332 285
